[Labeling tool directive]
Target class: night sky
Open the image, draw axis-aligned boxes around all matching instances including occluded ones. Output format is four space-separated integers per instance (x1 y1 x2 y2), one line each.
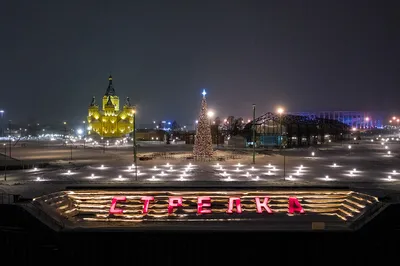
1 0 399 125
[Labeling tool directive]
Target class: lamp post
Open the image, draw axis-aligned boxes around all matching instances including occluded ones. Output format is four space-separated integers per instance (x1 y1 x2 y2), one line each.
0 110 4 137
207 110 214 145
8 120 12 158
133 109 137 181
3 143 6 181
365 117 370 129
82 121 86 149
276 107 284 148
277 107 285 180
252 104 256 164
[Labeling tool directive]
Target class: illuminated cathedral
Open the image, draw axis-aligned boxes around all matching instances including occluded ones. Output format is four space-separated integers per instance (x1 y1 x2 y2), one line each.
87 75 135 138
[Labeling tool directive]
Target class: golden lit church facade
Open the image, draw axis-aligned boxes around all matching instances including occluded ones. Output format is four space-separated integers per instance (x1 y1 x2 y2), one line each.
87 75 135 138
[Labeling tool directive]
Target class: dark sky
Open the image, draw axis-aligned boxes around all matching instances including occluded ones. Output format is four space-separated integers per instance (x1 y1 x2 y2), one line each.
1 0 399 125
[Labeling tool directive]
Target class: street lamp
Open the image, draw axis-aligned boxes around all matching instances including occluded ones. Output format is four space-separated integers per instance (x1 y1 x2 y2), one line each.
8 120 12 158
252 104 256 164
276 107 285 180
276 107 284 147
0 110 4 137
132 108 137 181
365 117 370 128
207 110 215 145
3 143 6 180
82 121 86 149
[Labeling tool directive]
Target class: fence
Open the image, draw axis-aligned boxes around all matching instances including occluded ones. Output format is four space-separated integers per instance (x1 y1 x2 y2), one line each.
140 152 244 161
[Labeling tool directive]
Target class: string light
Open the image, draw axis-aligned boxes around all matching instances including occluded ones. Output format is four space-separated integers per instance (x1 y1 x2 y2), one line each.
193 89 213 158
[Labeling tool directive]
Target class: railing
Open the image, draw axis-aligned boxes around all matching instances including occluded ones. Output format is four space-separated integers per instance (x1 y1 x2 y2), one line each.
141 152 244 161
0 193 65 230
27 201 65 230
0 193 21 204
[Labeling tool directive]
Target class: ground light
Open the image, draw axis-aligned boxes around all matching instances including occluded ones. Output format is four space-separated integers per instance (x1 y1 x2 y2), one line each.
388 175 392 180
332 163 337 167
393 170 397 174
325 175 329 179
90 173 94 179
100 165 104 169
311 152 315 156
287 175 293 180
118 175 122 179
67 170 71 174
353 168 357 172
36 177 41 181
388 151 391 155
255 176 259 181
34 167 37 171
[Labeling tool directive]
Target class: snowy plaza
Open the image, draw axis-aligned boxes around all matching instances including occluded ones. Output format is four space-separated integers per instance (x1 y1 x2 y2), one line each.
0 136 399 199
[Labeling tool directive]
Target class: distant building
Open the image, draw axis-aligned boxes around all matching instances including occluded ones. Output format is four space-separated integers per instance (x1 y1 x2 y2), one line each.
87 75 136 138
136 129 166 141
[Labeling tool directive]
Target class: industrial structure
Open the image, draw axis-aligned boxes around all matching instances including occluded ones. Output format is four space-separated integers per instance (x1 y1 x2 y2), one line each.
242 112 351 147
288 111 383 129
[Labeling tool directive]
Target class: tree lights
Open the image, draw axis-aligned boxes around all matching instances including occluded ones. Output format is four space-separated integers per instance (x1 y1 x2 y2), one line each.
193 89 213 158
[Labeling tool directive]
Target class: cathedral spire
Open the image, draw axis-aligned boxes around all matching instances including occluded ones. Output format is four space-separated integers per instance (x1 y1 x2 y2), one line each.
105 74 116 96
124 97 132 107
105 95 114 107
89 96 97 106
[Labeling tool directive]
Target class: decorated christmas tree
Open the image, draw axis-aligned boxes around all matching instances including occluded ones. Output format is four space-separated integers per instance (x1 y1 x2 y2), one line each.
193 89 213 158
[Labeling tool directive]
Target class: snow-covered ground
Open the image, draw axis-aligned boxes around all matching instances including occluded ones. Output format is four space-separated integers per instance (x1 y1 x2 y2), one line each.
0 137 400 198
